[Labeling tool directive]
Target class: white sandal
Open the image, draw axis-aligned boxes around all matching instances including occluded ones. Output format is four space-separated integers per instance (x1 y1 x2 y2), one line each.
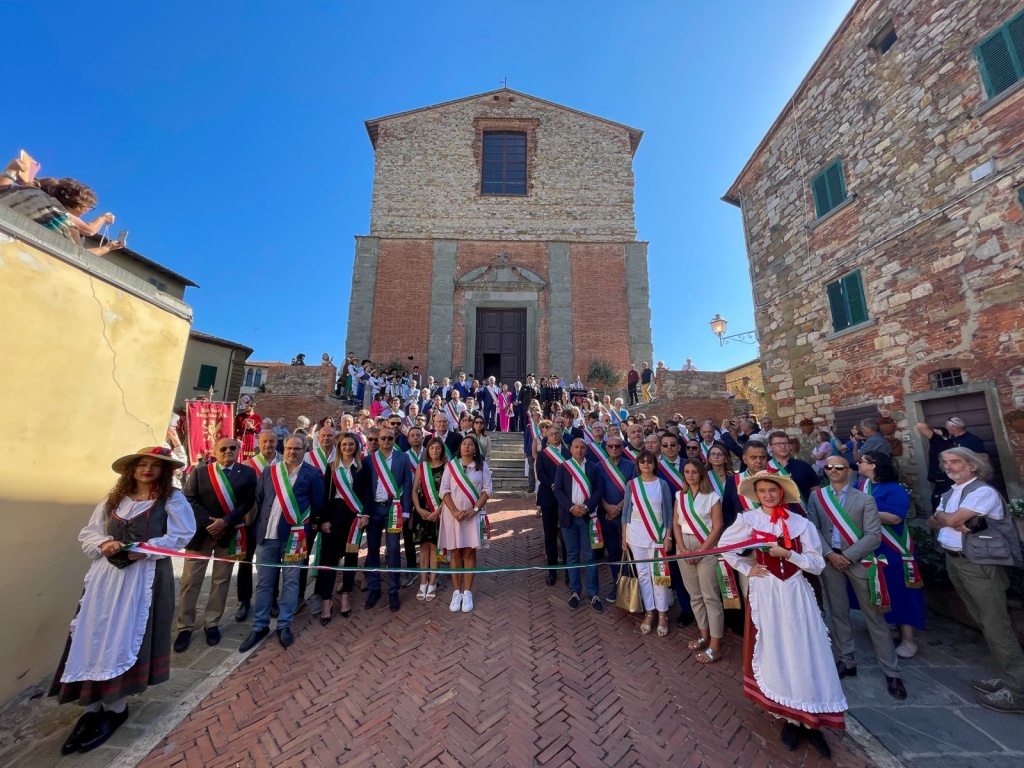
416 584 428 601
425 584 437 602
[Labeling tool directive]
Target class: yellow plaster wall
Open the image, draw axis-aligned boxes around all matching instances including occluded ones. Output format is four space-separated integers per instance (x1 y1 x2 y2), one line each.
0 233 190 703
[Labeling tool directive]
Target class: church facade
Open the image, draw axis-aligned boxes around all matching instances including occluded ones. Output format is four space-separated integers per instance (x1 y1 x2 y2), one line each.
344 88 653 385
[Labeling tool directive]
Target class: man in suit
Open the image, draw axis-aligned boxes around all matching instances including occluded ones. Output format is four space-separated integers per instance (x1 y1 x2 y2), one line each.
807 455 907 700
235 429 280 622
518 375 539 429
239 434 326 651
174 437 258 653
595 434 637 602
479 376 499 432
431 412 463 458
364 426 414 612
554 438 605 611
536 421 570 585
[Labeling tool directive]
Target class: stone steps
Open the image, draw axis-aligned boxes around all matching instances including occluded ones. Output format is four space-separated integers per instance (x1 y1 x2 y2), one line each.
487 433 533 497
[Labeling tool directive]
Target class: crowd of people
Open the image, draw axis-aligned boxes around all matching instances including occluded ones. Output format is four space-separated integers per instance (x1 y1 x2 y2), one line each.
51 372 1024 757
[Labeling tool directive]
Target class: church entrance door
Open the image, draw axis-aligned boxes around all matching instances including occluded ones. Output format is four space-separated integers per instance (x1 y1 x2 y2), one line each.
475 309 526 386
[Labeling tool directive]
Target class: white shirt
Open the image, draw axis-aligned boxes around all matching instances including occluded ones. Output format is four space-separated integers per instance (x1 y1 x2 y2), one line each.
627 479 665 548
568 461 589 505
936 479 1004 551
266 464 301 539
373 451 396 503
674 490 722 536
828 485 848 549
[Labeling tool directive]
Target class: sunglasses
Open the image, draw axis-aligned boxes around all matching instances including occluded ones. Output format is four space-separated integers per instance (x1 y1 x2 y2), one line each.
379 436 395 442
637 458 655 464
824 465 848 471
661 442 678 448
218 446 239 452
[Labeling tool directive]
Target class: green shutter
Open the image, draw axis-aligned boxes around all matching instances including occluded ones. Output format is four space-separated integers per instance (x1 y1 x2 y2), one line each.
812 173 830 218
827 280 849 331
825 161 847 206
197 364 218 390
976 9 1024 99
1009 13 1024 63
843 271 868 325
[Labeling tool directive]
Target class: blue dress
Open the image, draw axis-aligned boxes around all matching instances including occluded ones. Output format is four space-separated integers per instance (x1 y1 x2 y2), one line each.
848 481 925 629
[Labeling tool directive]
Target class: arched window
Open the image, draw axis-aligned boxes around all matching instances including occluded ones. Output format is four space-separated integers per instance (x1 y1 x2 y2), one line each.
254 369 263 387
245 368 254 387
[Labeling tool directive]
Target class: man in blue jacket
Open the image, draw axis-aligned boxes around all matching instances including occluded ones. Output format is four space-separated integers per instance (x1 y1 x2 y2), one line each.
555 438 605 612
364 426 414 612
240 435 325 651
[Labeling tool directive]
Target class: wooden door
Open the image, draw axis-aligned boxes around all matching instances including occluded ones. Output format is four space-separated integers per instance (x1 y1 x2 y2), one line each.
921 393 1007 496
475 309 526 386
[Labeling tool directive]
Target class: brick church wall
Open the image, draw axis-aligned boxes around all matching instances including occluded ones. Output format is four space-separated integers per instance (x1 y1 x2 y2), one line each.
570 243 631 382
367 239 434 367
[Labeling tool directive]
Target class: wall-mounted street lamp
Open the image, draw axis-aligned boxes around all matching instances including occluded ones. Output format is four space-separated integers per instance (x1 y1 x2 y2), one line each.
709 313 757 346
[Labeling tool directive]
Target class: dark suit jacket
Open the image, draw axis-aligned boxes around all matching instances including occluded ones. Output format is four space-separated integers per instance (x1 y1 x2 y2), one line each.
366 449 414 519
322 462 373 529
183 461 258 550
720 474 743 529
536 443 571 508
553 460 602 527
595 456 638 511
478 386 496 408
254 462 326 544
807 485 881 574
431 429 463 459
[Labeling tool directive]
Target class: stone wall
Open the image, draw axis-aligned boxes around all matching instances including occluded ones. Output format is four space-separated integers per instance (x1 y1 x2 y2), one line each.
726 0 1024 499
643 369 750 425
368 90 639 241
257 363 341 427
724 359 766 416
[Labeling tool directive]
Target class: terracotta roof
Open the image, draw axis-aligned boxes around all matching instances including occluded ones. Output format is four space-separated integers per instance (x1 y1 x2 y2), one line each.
189 329 253 355
246 361 286 367
365 88 644 156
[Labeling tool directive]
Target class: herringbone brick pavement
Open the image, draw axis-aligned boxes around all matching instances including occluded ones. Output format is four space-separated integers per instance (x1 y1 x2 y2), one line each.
141 500 874 767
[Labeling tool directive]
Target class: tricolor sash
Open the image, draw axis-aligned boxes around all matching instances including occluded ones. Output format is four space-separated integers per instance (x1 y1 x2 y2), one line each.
564 458 591 499
345 517 364 553
857 478 874 495
403 413 414 430
623 444 640 462
370 451 404 533
407 448 422 475
332 465 364 515
444 400 460 426
582 424 595 445
679 490 740 608
591 443 626 494
659 457 684 494
816 487 890 611
245 453 271 476
880 523 923 589
708 470 726 498
419 463 443 514
270 463 310 562
629 479 671 586
699 442 713 462
529 416 542 444
308 443 330 474
449 460 488 542
768 459 808 513
543 445 567 467
734 472 760 510
208 464 245 560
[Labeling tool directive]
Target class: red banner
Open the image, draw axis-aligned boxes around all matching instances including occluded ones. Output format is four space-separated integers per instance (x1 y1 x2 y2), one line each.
186 400 235 466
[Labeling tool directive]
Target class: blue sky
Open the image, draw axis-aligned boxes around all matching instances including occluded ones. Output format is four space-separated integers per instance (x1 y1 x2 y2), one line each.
8 0 853 372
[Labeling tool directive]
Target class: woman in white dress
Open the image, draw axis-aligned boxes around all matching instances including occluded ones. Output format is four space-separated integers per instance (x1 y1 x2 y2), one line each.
620 449 675 637
50 446 195 755
439 436 493 614
718 471 846 758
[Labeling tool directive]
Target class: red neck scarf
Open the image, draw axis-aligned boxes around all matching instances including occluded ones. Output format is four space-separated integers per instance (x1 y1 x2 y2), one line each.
764 505 792 549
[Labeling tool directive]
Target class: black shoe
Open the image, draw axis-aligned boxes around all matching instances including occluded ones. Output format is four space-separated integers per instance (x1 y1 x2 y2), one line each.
239 627 270 652
804 727 831 758
545 572 556 586
173 630 191 653
78 706 129 753
365 590 381 609
590 596 604 613
568 592 580 610
886 676 908 700
278 627 294 648
389 594 400 612
270 601 280 618
61 710 102 755
234 601 250 622
675 613 694 628
205 626 221 646
836 661 858 679
779 722 801 751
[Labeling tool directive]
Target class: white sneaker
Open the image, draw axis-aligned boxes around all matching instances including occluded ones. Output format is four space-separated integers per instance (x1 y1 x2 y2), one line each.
449 591 463 612
461 591 474 612
895 640 919 659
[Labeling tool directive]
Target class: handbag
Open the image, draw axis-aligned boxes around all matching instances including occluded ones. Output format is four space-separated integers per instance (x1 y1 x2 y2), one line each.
615 547 643 613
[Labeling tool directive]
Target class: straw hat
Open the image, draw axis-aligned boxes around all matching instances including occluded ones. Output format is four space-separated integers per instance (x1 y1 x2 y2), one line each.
111 446 186 474
737 470 802 505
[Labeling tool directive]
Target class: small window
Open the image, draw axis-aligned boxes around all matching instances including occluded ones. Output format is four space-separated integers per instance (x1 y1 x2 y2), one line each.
245 368 254 387
869 20 897 55
481 131 527 195
930 369 964 390
196 364 217 390
254 370 262 387
975 9 1024 98
148 277 168 292
826 270 869 332
812 160 848 218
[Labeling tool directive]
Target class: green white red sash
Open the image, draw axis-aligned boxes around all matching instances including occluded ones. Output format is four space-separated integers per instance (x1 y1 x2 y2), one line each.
332 465 364 515
708 470 726 498
528 415 542 445
370 451 404 532
444 400 460 426
402 413 414 429
679 490 740 608
768 459 807 512
582 424 596 445
270 463 310 561
590 442 626 494
564 458 591 498
623 444 640 462
244 453 271 476
208 463 246 560
407 447 422 475
881 523 923 588
699 442 714 462
857 478 874 495
419 463 443 513
346 518 364 553
735 472 760 510
816 487 890 611
629 479 670 585
659 457 684 493
449 460 488 542
543 445 567 467
308 443 330 474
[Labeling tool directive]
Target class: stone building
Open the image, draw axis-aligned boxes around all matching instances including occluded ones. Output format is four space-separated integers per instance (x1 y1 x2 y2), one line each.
723 0 1024 503
344 88 654 387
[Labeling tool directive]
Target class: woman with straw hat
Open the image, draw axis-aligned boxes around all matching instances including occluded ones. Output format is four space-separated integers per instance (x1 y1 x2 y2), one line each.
50 446 196 755
718 470 846 759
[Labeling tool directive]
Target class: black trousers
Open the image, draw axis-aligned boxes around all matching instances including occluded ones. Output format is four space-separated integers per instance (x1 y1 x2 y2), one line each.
627 383 639 406
236 522 258 604
540 504 568 566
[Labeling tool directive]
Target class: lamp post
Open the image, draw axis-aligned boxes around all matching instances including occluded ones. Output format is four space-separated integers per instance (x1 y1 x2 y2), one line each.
709 314 758 346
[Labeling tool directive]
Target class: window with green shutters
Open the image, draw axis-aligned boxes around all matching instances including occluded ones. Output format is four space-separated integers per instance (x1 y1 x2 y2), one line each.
826 271 868 333
196 364 218 390
975 9 1024 99
811 160 848 219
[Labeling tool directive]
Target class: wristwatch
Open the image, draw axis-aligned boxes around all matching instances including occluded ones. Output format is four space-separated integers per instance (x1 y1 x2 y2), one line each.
1 171 18 182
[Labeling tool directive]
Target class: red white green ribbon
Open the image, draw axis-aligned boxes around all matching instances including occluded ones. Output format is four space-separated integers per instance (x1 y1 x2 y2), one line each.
449 460 481 507
308 443 330 474
207 463 236 515
407 447 422 475
708 470 726 498
857 478 874 495
270 463 310 562
734 472 760 510
590 442 626 494
444 401 460 426
623 444 640 462
332 465 363 515
881 523 923 589
564 458 591 499
816 487 890 611
679 490 739 608
346 518 364 553
245 453 271 476
419 463 442 513
630 479 671 586
699 442 713 462
529 415 542 444
588 513 604 549
658 457 684 493
543 445 567 467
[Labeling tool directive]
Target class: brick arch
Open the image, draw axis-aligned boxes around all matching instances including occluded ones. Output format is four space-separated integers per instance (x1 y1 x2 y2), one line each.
830 364 903 405
907 355 1003 392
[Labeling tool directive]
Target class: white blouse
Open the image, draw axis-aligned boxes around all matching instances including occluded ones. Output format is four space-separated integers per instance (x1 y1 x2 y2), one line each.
440 460 493 511
674 490 722 537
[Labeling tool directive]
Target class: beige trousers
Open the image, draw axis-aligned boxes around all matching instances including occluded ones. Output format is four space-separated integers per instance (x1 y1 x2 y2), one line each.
678 533 725 637
175 533 234 632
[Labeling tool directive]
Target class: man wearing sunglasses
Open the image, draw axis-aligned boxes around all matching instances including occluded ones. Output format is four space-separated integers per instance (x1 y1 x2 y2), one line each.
365 427 414 612
174 438 258 653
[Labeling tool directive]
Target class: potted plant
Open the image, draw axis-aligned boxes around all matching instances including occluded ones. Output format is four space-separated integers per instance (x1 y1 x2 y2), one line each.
1006 409 1024 433
878 415 897 436
799 417 815 434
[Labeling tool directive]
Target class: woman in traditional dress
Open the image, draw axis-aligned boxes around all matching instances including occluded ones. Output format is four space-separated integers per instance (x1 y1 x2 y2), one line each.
854 451 925 658
718 471 846 758
439 435 493 614
497 384 513 433
673 459 727 663
235 402 262 459
50 446 195 755
412 437 446 601
316 432 372 625
621 449 675 638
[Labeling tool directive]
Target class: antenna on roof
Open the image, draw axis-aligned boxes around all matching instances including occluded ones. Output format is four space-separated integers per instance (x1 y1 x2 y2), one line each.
499 77 508 88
